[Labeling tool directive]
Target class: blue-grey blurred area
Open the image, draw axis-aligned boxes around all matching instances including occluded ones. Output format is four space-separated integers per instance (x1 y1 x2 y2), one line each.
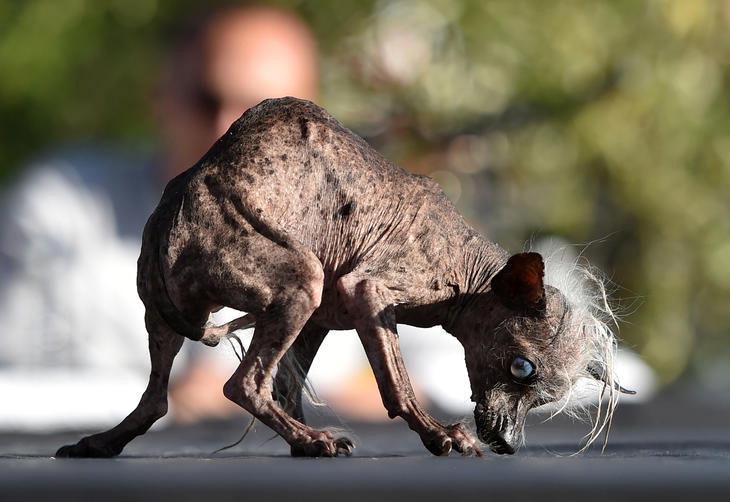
0 1 728 493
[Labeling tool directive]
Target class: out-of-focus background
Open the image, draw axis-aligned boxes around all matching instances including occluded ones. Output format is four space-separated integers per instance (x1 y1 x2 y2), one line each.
0 0 728 446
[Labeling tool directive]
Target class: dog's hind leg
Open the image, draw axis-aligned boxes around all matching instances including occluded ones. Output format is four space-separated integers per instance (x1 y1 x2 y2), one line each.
273 323 329 457
221 251 352 457
55 308 184 458
273 321 327 423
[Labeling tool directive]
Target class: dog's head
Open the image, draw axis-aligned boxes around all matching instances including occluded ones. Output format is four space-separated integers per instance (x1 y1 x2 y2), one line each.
451 252 632 454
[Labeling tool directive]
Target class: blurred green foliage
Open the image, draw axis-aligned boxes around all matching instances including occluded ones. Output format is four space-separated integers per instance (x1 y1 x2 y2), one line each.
1 0 729 384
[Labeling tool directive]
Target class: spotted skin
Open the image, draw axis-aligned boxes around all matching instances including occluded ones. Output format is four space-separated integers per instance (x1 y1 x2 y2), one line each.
57 98 585 459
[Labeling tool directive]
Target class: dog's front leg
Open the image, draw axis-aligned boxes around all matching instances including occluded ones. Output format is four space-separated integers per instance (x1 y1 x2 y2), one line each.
338 274 482 457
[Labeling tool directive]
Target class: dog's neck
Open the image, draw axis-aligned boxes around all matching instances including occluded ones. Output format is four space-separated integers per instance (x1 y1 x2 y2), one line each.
396 234 508 331
452 235 509 296
441 235 508 331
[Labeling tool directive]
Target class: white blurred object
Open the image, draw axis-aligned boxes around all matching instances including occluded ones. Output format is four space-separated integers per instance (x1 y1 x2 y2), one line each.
304 321 659 417
182 309 657 420
595 347 657 403
616 347 658 401
534 346 657 417
0 370 149 431
307 324 471 415
0 158 166 431
398 325 472 414
307 330 369 397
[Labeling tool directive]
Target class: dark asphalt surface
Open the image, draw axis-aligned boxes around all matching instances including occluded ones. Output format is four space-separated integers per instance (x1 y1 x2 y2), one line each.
1 392 728 501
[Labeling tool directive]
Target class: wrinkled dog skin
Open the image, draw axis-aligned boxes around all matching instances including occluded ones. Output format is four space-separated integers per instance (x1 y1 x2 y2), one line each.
57 97 603 458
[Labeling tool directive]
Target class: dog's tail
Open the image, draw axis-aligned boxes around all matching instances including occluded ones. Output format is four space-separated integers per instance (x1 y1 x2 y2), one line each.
150 250 253 346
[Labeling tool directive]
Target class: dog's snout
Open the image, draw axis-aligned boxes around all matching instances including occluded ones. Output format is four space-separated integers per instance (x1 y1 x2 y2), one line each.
475 406 521 455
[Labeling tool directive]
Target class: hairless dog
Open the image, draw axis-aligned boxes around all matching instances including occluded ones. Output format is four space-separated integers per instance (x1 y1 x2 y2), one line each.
57 97 632 458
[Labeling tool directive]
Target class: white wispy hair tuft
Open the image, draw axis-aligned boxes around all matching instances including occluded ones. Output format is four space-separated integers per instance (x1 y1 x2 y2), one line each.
532 239 628 453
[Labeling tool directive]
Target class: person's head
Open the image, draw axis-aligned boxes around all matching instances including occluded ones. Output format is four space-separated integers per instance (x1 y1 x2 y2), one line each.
155 4 318 179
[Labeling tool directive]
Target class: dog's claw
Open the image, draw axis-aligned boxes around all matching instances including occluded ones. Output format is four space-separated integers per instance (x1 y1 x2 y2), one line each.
459 443 484 457
335 437 354 456
424 434 452 456
290 434 356 457
447 423 483 457
421 423 481 457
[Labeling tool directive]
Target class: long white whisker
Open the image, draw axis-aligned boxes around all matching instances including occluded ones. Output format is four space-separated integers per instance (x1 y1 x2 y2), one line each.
531 240 628 456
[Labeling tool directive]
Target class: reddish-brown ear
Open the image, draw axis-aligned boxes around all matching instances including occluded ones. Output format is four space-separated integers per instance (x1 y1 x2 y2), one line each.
491 252 546 314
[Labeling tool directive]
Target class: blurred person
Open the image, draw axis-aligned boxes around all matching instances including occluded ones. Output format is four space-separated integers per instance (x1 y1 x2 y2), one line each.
0 4 319 429
155 4 318 181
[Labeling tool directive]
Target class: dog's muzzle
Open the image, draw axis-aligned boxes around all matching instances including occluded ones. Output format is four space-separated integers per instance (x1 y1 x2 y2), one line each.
474 403 522 455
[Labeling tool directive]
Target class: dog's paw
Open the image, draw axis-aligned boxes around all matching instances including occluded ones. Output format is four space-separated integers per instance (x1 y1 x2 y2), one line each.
333 437 355 456
422 431 453 456
55 438 119 458
420 423 482 457
446 423 483 457
290 434 355 457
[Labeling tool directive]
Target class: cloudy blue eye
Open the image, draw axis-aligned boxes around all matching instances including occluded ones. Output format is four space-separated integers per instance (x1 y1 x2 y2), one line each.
510 356 536 381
